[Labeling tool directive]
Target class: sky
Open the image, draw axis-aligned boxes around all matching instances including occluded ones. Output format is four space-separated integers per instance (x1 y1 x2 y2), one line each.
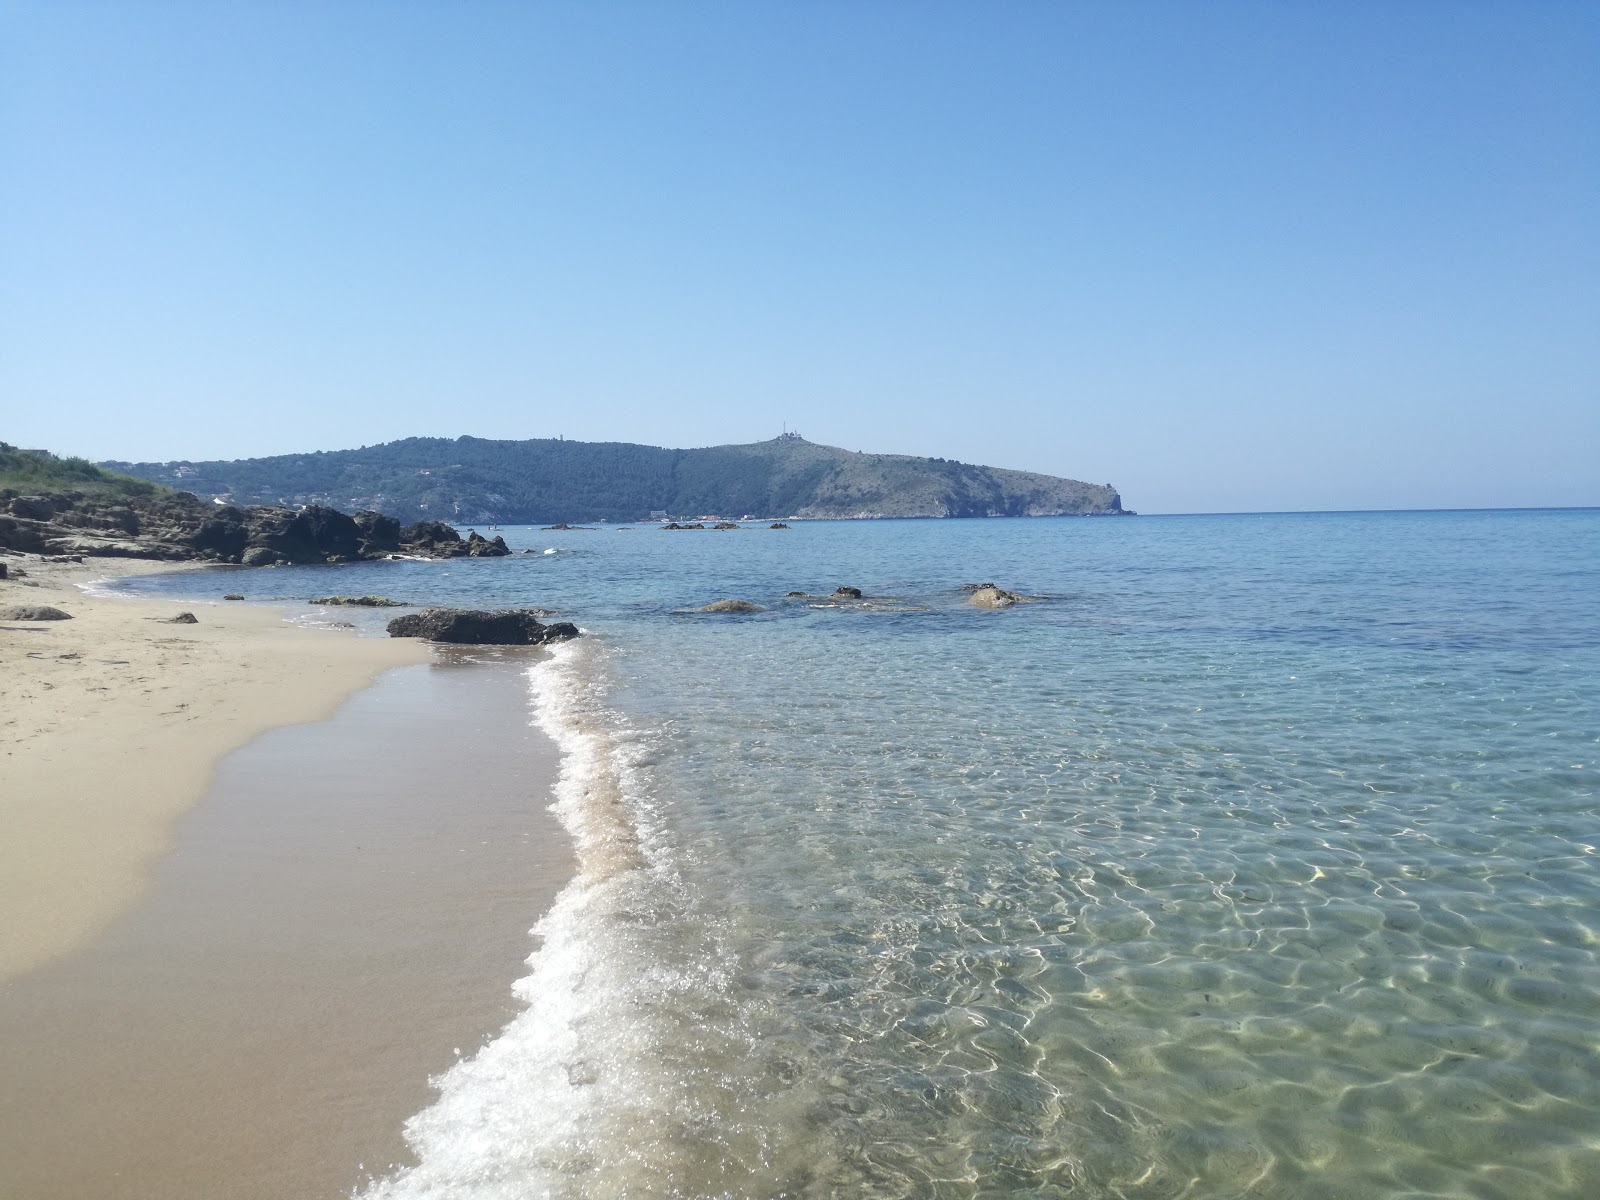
2 1 1595 513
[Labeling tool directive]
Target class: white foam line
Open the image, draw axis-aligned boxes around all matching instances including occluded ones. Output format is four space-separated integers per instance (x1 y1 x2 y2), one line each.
359 638 743 1199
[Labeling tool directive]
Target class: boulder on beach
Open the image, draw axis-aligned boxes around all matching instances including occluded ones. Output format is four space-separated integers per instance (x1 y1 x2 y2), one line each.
385 607 580 645
223 593 245 600
832 586 863 599
700 598 764 613
168 612 199 624
966 585 1023 609
309 595 407 607
0 604 72 621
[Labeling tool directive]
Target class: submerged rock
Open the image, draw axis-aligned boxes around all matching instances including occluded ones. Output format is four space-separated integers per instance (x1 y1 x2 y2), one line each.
966 585 1023 609
0 604 72 620
832 586 863 599
309 595 407 607
385 607 580 645
700 598 764 613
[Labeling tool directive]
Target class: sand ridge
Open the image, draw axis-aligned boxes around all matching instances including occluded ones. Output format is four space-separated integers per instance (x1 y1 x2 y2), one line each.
0 554 428 982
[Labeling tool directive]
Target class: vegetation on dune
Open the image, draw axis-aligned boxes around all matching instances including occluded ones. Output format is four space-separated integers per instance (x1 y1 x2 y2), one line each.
0 442 165 499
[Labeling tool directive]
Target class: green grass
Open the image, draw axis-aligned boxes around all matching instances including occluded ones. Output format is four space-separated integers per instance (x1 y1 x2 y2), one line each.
0 442 166 499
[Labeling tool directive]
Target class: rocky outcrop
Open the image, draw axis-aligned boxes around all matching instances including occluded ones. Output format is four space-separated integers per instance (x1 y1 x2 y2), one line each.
700 599 763 613
0 488 503 565
309 595 407 607
397 522 511 558
385 608 580 645
0 604 72 621
966 585 1023 608
832 586 863 599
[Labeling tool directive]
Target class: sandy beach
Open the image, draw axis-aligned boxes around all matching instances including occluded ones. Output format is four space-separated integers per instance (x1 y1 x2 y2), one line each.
0 554 428 983
0 554 576 1198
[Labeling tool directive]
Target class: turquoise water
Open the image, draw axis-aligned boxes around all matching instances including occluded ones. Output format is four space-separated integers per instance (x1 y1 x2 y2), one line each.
119 511 1600 1199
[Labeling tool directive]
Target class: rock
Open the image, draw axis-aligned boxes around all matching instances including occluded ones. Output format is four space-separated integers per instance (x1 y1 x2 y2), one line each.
384 608 581 645
0 604 72 620
223 593 245 600
543 523 596 531
8 496 56 520
785 591 807 597
712 522 741 530
770 522 790 529
0 562 6 579
238 547 281 567
959 582 998 592
832 586 863 599
353 510 401 555
966 585 1022 608
44 554 84 563
168 612 199 624
308 595 407 607
660 522 706 530
700 599 764 613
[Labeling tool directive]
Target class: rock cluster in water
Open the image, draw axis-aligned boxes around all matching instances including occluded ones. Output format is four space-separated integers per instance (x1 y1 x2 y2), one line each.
308 595 407 607
385 608 580 645
0 490 511 565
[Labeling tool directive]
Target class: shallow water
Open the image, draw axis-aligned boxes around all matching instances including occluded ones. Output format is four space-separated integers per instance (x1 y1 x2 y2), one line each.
121 510 1600 1199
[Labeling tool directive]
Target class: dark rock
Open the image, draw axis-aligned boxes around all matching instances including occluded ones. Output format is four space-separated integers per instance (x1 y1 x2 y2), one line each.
543 523 596 531
660 522 706 530
168 612 199 624
240 547 283 567
959 582 998 592
398 520 459 549
832 586 863 599
384 607 579 645
353 510 401 555
785 591 807 596
770 523 790 529
309 595 407 607
0 562 6 579
700 599 763 613
712 522 741 530
0 604 72 620
542 622 580 641
7 496 56 520
223 593 245 600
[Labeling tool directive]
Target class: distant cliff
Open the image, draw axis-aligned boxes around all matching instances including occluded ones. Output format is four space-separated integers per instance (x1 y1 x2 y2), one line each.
104 435 1128 525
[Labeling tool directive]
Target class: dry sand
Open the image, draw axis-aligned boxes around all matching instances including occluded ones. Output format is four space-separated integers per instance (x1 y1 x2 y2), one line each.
0 554 427 982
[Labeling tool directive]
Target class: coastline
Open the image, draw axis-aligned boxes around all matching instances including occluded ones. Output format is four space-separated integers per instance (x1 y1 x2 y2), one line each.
0 554 429 983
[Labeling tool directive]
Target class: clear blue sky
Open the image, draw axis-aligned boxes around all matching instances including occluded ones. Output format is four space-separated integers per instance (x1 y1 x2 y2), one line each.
3 1 1595 513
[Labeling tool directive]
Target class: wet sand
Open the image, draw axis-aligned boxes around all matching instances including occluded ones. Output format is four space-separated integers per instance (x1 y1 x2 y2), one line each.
1 555 428 980
0 648 573 1200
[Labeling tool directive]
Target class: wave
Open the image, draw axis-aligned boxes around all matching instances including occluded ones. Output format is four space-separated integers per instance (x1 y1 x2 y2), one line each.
358 638 818 1199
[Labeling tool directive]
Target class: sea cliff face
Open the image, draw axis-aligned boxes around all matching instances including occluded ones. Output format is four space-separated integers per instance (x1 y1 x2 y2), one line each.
105 435 1128 525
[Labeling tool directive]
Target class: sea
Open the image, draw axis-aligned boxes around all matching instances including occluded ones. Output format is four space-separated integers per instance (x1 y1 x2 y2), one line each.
116 508 1600 1200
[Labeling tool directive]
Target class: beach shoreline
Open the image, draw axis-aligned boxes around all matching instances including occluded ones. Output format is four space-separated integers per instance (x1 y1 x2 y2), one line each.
0 553 429 983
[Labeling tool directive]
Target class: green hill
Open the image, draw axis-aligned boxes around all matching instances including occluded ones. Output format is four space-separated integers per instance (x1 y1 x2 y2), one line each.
1 442 164 499
104 435 1127 525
